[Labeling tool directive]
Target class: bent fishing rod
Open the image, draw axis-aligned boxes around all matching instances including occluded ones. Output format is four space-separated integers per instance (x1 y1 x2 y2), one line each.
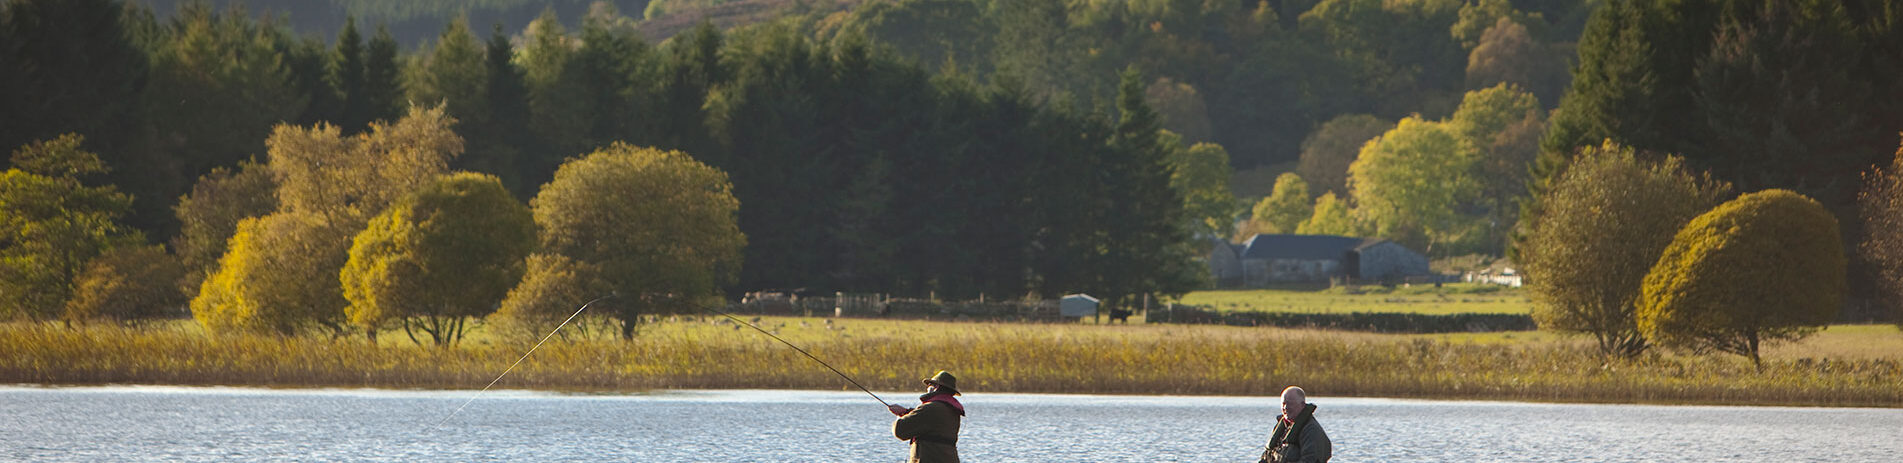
434 295 613 428
437 296 890 428
694 305 891 408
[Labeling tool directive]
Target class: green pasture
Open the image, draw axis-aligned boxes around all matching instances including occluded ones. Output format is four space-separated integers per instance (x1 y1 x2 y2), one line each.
1176 283 1532 316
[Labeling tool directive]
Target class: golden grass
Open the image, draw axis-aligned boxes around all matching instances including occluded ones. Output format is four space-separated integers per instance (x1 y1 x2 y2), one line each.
1177 284 1533 315
5 317 1900 407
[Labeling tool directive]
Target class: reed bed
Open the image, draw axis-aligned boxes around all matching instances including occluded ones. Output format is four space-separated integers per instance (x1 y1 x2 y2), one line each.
3 319 1899 407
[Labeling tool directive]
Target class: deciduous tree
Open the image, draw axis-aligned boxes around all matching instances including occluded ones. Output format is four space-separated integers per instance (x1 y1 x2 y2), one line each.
500 144 743 340
1448 83 1544 254
1465 17 1568 107
171 158 275 297
1163 132 1235 238
1297 114 1392 198
192 212 348 335
342 172 533 345
1295 192 1358 236
192 106 461 336
1347 116 1478 254
493 253 596 340
1146 78 1214 144
1859 138 1903 328
1242 173 1311 238
64 244 185 325
1639 189 1844 368
1522 141 1730 358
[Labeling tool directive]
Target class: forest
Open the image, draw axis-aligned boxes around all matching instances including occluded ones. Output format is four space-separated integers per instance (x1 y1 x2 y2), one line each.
6 0 1903 330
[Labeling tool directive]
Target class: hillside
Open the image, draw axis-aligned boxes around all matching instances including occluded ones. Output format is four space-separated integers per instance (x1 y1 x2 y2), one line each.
135 0 845 45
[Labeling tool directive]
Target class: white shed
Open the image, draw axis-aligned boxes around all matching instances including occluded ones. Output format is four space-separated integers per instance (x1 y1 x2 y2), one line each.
1060 294 1099 318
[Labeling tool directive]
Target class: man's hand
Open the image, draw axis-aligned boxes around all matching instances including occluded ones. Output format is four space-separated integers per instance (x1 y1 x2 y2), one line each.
888 404 910 416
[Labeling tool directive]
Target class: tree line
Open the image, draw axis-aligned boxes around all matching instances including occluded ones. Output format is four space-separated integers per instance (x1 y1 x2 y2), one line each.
9 0 1903 354
1514 0 1903 365
0 0 1203 337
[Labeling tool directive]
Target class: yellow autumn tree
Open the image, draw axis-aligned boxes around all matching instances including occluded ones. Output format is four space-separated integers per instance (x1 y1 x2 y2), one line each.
497 143 744 340
1638 190 1845 368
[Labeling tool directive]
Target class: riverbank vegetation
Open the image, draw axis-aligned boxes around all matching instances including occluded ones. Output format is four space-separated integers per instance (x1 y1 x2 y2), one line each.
7 0 1903 413
5 318 1899 408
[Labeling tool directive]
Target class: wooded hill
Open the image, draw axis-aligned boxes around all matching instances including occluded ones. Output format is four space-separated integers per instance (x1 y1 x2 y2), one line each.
7 0 1903 324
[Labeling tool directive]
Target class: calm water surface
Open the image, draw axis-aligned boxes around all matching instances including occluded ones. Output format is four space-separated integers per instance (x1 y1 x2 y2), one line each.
2 386 1898 462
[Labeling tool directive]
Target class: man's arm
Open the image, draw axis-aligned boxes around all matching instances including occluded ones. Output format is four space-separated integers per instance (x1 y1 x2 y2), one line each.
892 402 943 440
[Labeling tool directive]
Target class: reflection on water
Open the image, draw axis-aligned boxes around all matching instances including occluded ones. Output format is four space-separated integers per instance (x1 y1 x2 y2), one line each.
2 386 1899 462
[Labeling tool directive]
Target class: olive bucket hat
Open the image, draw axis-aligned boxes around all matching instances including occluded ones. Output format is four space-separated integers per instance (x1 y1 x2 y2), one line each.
923 370 959 395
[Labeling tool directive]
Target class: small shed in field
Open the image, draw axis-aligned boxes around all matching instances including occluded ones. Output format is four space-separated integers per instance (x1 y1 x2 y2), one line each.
1060 294 1099 318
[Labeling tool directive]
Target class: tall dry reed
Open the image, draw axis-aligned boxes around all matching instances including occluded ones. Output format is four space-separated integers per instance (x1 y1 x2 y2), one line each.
3 319 1898 407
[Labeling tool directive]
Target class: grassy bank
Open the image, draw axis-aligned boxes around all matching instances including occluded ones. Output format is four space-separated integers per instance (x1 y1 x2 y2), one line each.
5 318 1900 407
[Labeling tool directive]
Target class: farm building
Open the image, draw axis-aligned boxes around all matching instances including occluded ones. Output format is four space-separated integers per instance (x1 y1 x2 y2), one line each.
1209 234 1430 287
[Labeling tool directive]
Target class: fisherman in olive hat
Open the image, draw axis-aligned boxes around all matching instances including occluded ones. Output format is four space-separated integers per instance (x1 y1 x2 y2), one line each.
888 370 965 463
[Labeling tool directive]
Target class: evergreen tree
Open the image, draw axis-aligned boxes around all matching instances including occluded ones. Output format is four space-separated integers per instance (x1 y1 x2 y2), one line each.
331 16 368 132
277 31 341 128
481 23 533 196
572 6 655 149
0 0 147 158
519 8 586 180
1101 66 1199 309
0 135 142 321
657 22 725 160
408 17 487 126
361 24 403 126
134 2 303 236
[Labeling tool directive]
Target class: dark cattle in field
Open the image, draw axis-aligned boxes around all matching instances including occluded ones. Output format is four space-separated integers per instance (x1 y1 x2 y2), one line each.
1109 308 1132 324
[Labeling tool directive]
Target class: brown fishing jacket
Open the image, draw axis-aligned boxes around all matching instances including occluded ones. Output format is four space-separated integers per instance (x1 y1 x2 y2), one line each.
892 395 963 463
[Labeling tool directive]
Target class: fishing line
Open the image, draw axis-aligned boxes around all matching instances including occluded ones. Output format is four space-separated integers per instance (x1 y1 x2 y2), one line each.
434 295 612 428
697 305 891 408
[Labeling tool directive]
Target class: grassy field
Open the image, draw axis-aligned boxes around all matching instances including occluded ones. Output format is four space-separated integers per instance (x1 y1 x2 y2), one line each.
1176 283 1533 315
4 314 1899 407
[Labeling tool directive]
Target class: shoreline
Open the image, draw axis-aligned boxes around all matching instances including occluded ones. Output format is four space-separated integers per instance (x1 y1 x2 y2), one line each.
5 320 1899 409
6 383 1900 410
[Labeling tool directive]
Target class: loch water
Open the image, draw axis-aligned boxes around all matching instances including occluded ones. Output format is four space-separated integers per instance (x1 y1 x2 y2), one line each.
3 386 1898 462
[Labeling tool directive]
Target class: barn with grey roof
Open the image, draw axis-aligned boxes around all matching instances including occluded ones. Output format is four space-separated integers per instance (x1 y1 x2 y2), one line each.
1208 234 1430 287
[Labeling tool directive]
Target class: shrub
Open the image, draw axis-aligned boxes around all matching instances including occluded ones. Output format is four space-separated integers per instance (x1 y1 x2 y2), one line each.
1520 142 1729 358
63 245 186 324
1638 190 1845 368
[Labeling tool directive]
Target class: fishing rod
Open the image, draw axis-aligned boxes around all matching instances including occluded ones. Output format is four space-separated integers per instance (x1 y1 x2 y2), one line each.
434 295 613 428
695 305 891 408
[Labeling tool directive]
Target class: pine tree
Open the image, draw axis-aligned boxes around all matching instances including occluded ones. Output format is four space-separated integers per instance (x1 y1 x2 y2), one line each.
362 24 403 126
482 23 533 196
331 16 368 132
1101 66 1199 310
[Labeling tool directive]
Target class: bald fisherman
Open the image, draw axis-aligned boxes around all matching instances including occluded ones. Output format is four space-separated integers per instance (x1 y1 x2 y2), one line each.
1258 386 1331 463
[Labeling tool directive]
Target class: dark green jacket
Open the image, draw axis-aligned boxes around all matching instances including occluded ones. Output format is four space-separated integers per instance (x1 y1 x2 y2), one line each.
892 398 962 463
1259 403 1331 463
